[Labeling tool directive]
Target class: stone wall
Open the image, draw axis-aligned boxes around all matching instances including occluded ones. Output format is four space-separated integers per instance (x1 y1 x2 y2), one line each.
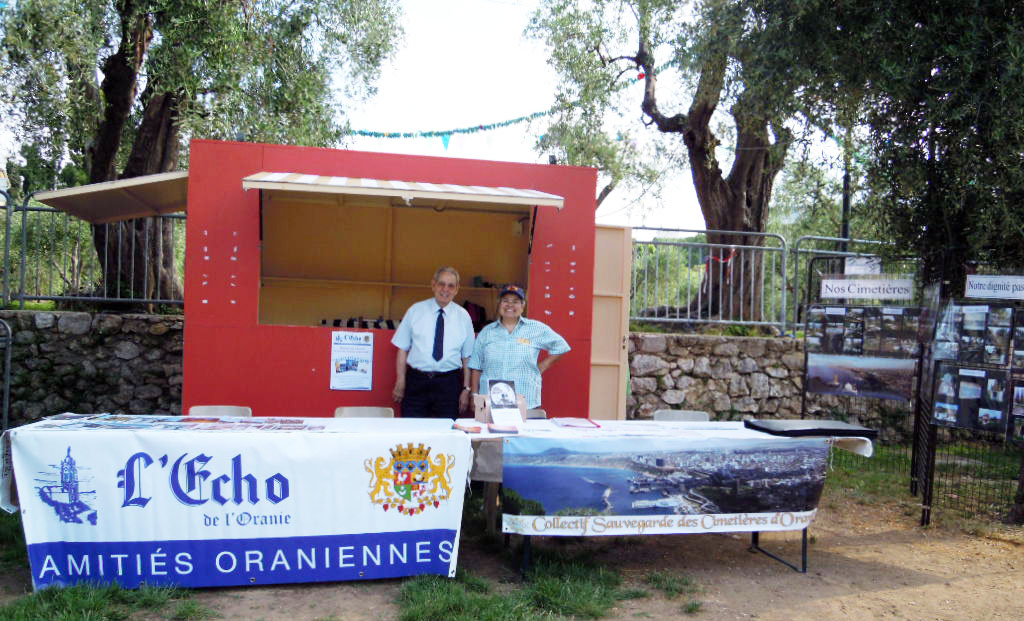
0 311 912 440
1 310 183 426
627 333 914 442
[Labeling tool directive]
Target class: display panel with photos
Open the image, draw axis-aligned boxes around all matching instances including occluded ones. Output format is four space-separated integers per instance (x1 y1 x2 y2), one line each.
1011 415 1024 444
1013 309 1024 369
932 363 1009 432
932 303 1015 365
804 305 922 358
1011 379 1024 443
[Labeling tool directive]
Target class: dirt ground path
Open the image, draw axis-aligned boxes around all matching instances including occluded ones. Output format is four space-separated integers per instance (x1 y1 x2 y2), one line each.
2 497 1021 620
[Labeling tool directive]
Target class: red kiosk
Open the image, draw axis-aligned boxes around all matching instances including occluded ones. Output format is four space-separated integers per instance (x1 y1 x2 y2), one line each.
182 140 597 417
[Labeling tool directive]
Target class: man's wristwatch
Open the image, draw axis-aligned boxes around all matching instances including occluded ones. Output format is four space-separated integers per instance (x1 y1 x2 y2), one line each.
462 386 471 392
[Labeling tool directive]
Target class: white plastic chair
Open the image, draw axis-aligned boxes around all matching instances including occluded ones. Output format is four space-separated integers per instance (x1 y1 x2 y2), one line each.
652 409 710 422
334 406 395 418
188 405 252 417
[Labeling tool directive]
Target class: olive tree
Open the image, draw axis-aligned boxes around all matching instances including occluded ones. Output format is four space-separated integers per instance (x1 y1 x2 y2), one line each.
2 0 401 302
529 0 867 321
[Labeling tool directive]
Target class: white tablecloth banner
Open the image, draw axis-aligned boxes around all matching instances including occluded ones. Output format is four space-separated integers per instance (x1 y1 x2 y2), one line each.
5 415 472 589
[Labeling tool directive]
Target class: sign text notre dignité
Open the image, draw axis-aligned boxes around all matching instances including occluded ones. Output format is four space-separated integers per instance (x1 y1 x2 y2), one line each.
820 276 913 300
28 448 456 589
964 274 1024 300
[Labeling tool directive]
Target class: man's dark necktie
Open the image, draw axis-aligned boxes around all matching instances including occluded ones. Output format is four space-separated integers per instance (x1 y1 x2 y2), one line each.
432 308 444 361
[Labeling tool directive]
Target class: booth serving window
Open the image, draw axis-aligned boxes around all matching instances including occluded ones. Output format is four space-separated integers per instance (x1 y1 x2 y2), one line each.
244 173 563 328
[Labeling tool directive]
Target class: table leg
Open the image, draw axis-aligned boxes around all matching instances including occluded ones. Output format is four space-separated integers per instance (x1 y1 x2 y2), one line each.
749 528 808 573
521 535 532 578
484 481 500 535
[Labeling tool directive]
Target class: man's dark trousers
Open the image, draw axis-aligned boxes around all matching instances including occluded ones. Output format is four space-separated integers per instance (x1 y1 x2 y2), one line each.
401 366 461 418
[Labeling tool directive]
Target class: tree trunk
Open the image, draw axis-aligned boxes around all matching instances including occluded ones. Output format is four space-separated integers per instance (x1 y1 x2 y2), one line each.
92 89 184 305
636 34 789 324
85 7 183 306
87 5 152 184
688 242 766 323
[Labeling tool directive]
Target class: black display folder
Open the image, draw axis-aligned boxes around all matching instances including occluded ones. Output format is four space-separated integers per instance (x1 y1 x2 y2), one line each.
744 419 878 439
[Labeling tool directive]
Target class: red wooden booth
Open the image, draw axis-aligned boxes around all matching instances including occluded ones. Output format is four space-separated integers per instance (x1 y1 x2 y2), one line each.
182 140 597 417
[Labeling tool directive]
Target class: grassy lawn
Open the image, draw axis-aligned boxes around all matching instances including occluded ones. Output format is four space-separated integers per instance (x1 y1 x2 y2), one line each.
1 301 56 312
0 511 216 621
393 489 707 621
396 559 702 621
0 583 214 621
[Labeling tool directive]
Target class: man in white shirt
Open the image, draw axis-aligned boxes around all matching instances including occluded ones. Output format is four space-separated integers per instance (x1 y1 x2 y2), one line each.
391 266 475 417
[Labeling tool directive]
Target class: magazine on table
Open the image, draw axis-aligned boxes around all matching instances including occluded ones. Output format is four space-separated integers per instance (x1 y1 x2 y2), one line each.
488 379 524 428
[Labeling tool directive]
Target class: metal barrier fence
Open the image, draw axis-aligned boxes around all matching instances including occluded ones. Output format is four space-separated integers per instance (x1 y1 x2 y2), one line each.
790 236 895 331
630 228 788 332
2 200 185 308
629 231 918 334
928 429 1020 522
1 211 903 329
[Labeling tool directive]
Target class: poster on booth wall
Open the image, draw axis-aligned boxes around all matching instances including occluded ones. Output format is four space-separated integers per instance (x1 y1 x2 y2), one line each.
330 331 373 390
7 418 472 589
501 433 830 537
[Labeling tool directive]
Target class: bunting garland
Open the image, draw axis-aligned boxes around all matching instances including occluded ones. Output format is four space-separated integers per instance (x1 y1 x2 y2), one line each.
347 109 558 139
346 57 863 165
346 61 678 142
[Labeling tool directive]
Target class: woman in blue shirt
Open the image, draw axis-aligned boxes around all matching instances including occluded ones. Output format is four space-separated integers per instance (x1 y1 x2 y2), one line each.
468 284 570 410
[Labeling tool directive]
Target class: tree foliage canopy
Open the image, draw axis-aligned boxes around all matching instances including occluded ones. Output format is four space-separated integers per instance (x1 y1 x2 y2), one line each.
2 0 402 188
529 0 879 319
533 0 1024 289
528 1 876 233
2 0 401 303
854 0 1024 285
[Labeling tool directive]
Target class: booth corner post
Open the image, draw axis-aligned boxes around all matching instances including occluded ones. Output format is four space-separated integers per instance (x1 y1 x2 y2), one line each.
1 189 9 307
0 320 10 433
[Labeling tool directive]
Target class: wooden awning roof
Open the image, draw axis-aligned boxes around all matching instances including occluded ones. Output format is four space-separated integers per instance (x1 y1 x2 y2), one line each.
242 172 564 211
34 171 189 224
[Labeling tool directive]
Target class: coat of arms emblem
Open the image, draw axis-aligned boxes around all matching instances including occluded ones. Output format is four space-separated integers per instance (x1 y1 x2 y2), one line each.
365 442 454 515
